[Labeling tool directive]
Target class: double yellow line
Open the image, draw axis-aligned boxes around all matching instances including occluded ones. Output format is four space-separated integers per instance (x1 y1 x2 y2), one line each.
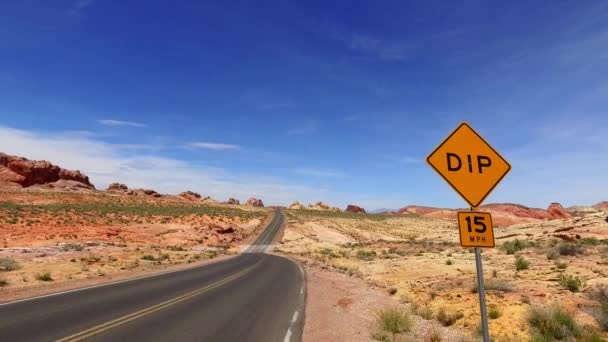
56 260 261 342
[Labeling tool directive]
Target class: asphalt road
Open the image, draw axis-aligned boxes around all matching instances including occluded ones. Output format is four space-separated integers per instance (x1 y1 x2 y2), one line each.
0 209 305 342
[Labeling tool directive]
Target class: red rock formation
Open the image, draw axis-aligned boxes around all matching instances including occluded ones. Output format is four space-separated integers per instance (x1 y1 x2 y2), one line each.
246 198 264 207
0 152 94 189
345 205 366 213
547 203 572 219
107 183 128 192
308 201 330 210
180 191 202 201
226 198 240 205
593 201 608 210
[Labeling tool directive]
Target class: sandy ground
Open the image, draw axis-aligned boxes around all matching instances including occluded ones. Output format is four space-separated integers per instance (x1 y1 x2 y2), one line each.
301 262 471 342
279 209 608 341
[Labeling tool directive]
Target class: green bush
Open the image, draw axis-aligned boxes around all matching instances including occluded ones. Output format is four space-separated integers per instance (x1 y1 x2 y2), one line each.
558 243 581 256
35 271 53 282
580 237 600 246
0 257 19 271
488 305 502 319
557 274 585 292
372 307 412 340
528 305 580 340
356 249 377 261
515 256 530 271
591 284 608 331
411 303 433 320
501 239 533 255
436 307 464 326
141 255 156 261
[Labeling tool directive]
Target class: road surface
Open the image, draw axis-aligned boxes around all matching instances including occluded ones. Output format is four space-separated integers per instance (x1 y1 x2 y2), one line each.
0 209 305 342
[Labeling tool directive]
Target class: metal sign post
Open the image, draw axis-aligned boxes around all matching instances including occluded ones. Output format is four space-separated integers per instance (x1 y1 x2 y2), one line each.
473 209 490 342
426 122 511 342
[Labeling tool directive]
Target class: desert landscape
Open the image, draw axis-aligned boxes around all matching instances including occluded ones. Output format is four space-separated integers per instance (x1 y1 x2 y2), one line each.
1 152 607 341
278 201 608 341
0 153 270 301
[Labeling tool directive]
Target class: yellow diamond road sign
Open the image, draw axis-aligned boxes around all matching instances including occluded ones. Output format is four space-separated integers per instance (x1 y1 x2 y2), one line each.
427 122 511 208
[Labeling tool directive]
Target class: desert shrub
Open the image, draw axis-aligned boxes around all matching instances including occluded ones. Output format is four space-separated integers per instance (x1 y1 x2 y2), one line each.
471 279 513 293
546 249 560 260
436 307 464 326
590 284 608 330
167 245 186 251
35 271 53 282
62 243 84 252
515 256 530 271
528 305 580 340
372 307 412 340
555 261 568 270
141 255 156 261
0 257 19 271
488 305 502 319
501 239 533 255
557 274 585 292
580 237 600 246
0 278 7 287
558 243 582 256
445 259 453 265
411 303 433 320
356 249 377 261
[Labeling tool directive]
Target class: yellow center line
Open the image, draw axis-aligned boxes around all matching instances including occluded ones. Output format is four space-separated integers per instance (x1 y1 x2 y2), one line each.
55 260 262 342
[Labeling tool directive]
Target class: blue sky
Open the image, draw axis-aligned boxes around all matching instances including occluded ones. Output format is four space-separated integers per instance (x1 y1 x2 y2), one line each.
1 0 607 209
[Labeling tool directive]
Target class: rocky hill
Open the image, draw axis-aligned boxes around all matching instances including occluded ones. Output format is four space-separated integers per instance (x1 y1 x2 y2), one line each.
0 152 94 190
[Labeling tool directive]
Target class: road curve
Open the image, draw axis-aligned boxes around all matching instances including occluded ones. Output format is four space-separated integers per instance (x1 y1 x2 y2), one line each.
0 209 305 342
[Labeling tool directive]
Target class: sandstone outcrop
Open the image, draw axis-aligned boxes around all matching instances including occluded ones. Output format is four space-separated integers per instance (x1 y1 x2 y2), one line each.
226 198 240 205
246 198 264 207
0 152 94 189
345 205 366 214
288 201 303 210
180 191 202 201
547 203 571 219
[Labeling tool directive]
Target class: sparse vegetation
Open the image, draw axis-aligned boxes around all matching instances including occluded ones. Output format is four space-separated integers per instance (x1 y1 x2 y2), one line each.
436 307 463 326
0 257 19 271
488 305 502 319
471 278 514 293
372 307 412 341
411 303 433 320
445 259 453 265
356 249 377 261
141 255 156 261
557 274 585 292
558 243 582 257
528 304 580 340
35 271 53 282
555 261 568 270
515 256 530 271
501 239 533 255
590 284 608 331
0 278 7 287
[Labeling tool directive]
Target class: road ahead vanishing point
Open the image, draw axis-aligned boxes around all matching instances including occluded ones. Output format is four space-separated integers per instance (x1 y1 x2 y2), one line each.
0 210 305 342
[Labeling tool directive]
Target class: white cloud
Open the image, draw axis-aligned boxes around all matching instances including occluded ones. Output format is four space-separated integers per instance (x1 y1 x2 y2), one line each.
188 142 241 151
333 32 410 62
291 168 343 178
98 119 146 128
0 126 325 205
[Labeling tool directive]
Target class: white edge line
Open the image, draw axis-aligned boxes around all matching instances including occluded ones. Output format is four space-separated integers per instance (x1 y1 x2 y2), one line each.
300 285 304 295
283 328 293 342
291 310 299 323
0 255 237 307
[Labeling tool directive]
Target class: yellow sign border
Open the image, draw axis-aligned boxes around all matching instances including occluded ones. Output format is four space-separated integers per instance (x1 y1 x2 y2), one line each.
457 211 495 248
426 122 511 208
